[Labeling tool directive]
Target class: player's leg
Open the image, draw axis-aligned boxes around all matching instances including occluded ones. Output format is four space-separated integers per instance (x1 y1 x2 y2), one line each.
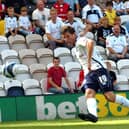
78 71 99 122
78 88 98 122
104 91 129 107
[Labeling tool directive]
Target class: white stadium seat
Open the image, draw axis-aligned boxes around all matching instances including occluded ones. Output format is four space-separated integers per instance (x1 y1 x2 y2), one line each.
54 47 73 65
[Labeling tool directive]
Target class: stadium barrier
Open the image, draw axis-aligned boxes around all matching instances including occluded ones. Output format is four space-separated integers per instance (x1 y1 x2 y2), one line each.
0 92 129 122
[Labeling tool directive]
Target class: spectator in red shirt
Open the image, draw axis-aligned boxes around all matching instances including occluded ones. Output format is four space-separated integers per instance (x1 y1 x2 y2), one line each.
47 57 74 94
53 0 70 21
0 0 6 19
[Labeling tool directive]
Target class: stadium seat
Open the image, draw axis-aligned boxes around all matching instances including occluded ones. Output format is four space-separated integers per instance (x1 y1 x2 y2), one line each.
62 77 75 90
4 80 22 90
36 48 53 67
0 82 6 96
114 75 129 91
94 45 107 60
120 15 129 25
19 49 38 66
103 60 118 74
29 63 47 81
40 78 54 95
26 34 44 50
0 65 10 83
0 36 9 53
54 47 73 65
64 62 82 83
23 79 42 95
8 34 27 52
117 59 129 78
15 64 31 82
1 49 20 64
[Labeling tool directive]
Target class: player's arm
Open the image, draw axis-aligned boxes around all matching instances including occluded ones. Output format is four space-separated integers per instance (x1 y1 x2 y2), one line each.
86 39 94 71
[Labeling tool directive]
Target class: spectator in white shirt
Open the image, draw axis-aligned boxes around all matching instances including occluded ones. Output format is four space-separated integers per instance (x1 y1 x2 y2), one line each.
65 10 85 37
106 25 129 62
32 0 50 36
18 7 33 36
124 0 129 14
113 0 126 16
45 8 65 50
82 0 103 30
5 7 18 37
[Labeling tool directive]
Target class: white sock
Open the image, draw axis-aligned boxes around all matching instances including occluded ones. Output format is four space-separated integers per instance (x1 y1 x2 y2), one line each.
86 98 97 117
115 95 129 107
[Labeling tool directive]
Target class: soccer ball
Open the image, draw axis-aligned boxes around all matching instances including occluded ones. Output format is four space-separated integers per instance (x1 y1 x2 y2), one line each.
2 62 17 78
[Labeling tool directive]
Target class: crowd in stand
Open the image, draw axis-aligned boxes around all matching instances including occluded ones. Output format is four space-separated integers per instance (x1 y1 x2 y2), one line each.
1 0 129 94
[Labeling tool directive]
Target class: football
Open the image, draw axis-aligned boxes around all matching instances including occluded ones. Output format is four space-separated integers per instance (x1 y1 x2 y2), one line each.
2 62 17 78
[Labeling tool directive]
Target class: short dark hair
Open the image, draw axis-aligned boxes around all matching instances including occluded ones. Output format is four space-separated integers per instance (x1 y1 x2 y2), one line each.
61 26 75 35
53 56 60 61
106 1 113 7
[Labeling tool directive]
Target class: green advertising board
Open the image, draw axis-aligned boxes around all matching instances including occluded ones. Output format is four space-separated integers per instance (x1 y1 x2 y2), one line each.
0 92 129 122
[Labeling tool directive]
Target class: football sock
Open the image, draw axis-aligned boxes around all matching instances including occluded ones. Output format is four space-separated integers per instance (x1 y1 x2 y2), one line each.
115 95 129 107
86 98 97 117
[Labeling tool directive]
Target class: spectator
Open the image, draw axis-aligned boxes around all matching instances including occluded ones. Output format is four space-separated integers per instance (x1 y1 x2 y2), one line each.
18 7 33 36
78 0 87 10
124 0 129 14
47 57 74 94
0 0 6 20
82 0 103 30
114 16 129 38
45 8 65 50
5 7 19 37
106 25 129 62
97 17 112 48
96 0 109 12
113 0 126 16
53 0 70 21
64 0 80 16
5 0 26 17
32 0 50 36
104 1 117 26
65 10 85 36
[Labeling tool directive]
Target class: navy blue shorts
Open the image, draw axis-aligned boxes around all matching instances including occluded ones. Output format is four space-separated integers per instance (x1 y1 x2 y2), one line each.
81 68 113 93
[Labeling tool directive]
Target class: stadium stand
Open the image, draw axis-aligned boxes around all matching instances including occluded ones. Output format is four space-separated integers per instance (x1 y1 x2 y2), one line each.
36 48 53 67
19 49 38 66
54 47 73 65
26 34 44 50
1 49 20 64
22 79 42 95
64 62 82 84
117 59 129 78
0 82 6 96
15 64 31 82
115 75 129 91
29 63 47 81
0 36 9 53
8 35 27 52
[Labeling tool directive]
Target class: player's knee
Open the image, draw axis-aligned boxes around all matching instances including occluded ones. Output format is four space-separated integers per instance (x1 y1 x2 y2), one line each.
104 92 115 102
85 88 96 98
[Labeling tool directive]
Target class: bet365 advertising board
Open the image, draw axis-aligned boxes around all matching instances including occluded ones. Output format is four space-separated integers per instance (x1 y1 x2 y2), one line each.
0 92 129 122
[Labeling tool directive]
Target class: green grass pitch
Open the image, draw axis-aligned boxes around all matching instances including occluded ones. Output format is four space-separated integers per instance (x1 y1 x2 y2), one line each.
0 116 129 129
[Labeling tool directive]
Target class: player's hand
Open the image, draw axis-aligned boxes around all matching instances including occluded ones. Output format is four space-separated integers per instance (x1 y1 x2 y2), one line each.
88 63 91 72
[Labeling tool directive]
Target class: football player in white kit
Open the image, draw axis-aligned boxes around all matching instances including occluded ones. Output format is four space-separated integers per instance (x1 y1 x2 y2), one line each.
62 26 129 122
